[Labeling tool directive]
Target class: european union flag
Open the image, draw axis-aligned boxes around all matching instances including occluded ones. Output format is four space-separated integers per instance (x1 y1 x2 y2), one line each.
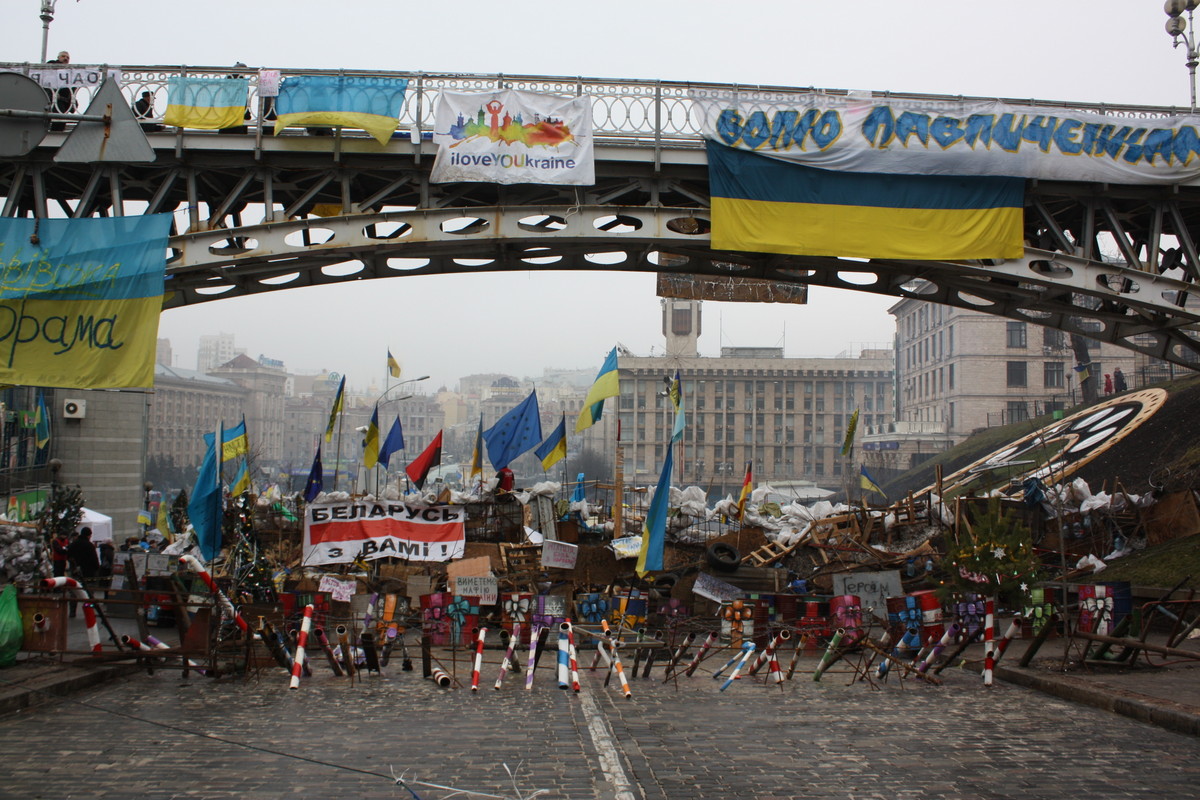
304 444 324 503
483 390 543 470
378 417 405 469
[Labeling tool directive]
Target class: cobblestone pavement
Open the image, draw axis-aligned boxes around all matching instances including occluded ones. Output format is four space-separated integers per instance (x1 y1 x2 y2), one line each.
0 651 1196 800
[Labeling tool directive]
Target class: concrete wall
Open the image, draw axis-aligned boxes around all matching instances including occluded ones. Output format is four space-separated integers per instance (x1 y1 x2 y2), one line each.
51 389 149 544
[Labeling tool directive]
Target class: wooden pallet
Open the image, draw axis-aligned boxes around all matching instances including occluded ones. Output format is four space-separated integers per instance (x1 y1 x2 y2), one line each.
499 543 542 588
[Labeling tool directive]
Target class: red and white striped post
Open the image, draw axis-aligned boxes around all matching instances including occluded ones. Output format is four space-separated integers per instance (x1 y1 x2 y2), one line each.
179 555 249 634
289 604 314 689
684 630 718 677
495 623 520 690
982 598 996 686
470 627 487 691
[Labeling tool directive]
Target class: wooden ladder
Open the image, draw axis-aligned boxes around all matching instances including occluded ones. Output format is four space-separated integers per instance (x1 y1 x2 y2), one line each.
743 539 798 567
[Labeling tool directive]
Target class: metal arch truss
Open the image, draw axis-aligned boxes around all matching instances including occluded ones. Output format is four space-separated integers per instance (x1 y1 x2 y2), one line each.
170 205 1200 368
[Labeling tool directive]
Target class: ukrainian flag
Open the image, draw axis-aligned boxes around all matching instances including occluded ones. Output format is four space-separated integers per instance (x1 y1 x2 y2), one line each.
860 465 888 499
275 75 408 145
535 414 568 470
0 215 171 390
708 142 1025 260
203 417 249 462
576 347 620 433
164 76 249 130
231 459 252 496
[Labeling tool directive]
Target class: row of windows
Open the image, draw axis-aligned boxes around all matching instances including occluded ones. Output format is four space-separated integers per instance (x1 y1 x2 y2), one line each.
1006 361 1071 388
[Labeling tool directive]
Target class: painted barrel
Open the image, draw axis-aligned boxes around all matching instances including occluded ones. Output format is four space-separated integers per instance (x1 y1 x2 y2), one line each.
911 589 944 643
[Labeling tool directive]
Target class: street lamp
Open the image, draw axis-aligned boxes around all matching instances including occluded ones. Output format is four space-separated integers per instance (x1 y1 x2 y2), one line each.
39 0 58 64
366 375 429 492
1165 0 1200 110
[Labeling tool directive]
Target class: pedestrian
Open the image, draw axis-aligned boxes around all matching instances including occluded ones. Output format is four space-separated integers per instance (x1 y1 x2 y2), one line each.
1113 367 1127 393
132 91 162 132
1104 374 1113 395
50 530 70 577
68 527 101 586
46 50 77 131
497 466 515 493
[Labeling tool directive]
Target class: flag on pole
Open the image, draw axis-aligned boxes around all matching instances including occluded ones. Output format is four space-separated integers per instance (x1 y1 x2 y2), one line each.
860 465 888 499
203 416 249 462
841 408 860 457
363 404 380 471
483 391 542 470
736 461 753 522
387 349 401 379
469 414 484 479
668 370 685 443
534 414 568 470
406 430 443 490
575 347 619 433
136 509 152 527
34 390 50 450
231 459 252 495
324 376 345 443
303 444 324 503
188 420 224 562
1074 363 1091 384
378 417 405 469
636 443 674 577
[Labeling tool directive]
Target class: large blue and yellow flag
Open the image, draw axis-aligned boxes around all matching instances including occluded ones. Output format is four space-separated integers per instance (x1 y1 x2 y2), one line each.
534 414 568 471
203 416 249 462
275 75 408 145
188 422 224 562
707 142 1024 260
860 465 888 499
483 390 542 470
231 458 252 496
164 76 249 130
636 443 674 577
0 215 171 389
34 390 50 451
576 347 619 433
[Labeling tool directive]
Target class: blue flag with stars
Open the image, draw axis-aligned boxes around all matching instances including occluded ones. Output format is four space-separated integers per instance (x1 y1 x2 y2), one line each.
483 390 543 470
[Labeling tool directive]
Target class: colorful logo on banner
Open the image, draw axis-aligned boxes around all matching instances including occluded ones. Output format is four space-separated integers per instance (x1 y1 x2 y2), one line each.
431 89 594 185
0 215 171 389
690 91 1200 186
303 500 467 565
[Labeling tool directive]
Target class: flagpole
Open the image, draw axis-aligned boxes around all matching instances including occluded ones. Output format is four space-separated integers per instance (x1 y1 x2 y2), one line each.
333 403 345 493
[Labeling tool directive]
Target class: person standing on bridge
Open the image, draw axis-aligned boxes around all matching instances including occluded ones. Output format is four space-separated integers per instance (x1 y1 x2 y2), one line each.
46 50 77 131
1113 367 1127 393
1103 374 1113 395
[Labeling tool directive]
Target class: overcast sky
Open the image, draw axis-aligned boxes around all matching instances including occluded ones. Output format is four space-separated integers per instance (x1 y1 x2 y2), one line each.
2 1 1191 393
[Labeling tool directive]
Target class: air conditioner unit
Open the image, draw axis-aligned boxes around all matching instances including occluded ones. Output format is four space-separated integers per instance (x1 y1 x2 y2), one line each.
62 398 86 419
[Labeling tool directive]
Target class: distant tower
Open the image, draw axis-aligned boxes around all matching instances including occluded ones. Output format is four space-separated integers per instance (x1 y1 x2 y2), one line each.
661 299 701 358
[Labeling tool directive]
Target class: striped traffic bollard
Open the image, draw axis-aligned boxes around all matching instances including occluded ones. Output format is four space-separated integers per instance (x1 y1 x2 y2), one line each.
289 604 314 689
608 639 632 698
471 627 487 691
495 623 520 690
992 616 1023 667
916 622 961 675
662 631 696 682
719 642 757 692
765 629 790 684
812 629 845 682
314 628 344 677
178 555 248 634
32 613 50 633
556 625 570 689
564 621 581 693
982 598 996 686
786 633 809 681
524 625 543 690
684 630 719 677
431 667 451 688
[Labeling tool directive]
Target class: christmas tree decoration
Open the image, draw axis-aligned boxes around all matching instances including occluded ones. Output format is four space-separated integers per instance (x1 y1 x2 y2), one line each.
942 498 1041 607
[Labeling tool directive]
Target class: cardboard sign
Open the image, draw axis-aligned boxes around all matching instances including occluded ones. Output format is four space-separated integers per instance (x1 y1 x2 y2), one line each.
832 570 904 622
318 575 356 603
453 575 498 605
542 540 578 570
693 572 744 603
446 556 492 581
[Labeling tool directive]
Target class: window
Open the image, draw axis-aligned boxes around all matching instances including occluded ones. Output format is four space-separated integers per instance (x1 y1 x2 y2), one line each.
948 363 955 390
1007 361 1027 387
1007 321 1027 348
1043 328 1065 349
1044 361 1064 388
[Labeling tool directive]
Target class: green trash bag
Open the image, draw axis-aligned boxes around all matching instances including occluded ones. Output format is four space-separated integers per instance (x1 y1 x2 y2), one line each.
0 584 23 667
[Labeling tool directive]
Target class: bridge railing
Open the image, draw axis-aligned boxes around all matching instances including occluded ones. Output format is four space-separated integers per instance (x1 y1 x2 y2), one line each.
2 62 1189 154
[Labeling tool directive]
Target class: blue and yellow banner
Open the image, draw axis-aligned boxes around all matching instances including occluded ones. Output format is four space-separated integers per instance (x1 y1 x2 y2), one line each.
164 76 249 130
0 215 171 389
708 142 1024 260
275 75 408 145
692 91 1200 186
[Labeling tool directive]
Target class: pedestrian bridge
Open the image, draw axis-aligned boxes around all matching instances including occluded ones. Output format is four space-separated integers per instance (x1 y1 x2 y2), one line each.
2 64 1200 367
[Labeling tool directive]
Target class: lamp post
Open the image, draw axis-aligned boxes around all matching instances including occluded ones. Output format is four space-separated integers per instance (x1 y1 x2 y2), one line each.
39 0 57 64
1165 0 1200 111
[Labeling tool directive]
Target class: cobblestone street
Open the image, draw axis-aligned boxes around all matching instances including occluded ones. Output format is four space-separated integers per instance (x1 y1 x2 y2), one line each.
0 654 1196 800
